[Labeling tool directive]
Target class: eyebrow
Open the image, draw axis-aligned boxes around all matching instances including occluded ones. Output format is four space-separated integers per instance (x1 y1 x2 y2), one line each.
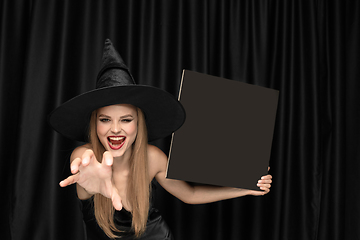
120 114 134 119
98 114 110 118
98 114 134 118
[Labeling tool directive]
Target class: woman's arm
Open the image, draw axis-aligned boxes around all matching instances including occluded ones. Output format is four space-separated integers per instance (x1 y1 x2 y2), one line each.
148 145 272 205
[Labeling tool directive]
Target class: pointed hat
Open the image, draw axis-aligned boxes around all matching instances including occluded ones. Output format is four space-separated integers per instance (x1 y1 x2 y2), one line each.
49 39 185 142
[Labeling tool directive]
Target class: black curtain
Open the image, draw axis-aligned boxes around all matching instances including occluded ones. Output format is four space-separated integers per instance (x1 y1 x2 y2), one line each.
1 0 359 239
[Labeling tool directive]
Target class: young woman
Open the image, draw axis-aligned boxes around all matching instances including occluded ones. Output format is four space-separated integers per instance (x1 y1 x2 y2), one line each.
50 40 272 239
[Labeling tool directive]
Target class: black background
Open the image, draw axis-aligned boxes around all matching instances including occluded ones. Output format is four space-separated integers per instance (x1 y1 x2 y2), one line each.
1 1 359 239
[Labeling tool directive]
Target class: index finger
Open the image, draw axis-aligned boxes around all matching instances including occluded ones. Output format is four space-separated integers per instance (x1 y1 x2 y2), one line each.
70 157 82 174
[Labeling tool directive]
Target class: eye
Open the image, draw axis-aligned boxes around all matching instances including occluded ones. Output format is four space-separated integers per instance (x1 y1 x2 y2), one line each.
99 118 110 123
121 118 133 123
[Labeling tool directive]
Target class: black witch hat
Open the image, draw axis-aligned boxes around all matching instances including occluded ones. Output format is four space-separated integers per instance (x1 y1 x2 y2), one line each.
49 39 185 142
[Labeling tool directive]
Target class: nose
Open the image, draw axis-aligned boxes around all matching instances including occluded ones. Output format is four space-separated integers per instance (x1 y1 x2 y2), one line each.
111 121 121 134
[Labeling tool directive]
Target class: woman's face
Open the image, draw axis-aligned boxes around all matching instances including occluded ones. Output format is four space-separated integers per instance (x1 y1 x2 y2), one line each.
96 104 138 158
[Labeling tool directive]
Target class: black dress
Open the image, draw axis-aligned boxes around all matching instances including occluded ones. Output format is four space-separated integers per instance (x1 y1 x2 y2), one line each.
79 196 173 240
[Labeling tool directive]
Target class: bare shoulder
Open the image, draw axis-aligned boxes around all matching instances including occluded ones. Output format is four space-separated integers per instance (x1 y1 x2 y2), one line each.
70 143 92 161
147 144 168 177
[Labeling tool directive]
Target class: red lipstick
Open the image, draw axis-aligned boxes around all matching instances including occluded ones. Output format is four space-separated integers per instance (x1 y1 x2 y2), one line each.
107 136 126 150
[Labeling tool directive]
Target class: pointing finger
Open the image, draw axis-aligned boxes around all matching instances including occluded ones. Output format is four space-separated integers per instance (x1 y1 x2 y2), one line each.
70 157 82 174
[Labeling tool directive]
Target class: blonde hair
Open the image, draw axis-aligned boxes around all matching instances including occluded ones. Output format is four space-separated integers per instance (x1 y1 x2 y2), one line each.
89 107 151 238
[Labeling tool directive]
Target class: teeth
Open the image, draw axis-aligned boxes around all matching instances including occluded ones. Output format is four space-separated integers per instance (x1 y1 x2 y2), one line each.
109 137 124 141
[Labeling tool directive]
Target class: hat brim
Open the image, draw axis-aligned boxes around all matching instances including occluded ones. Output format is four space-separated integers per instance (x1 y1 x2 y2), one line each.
48 85 186 142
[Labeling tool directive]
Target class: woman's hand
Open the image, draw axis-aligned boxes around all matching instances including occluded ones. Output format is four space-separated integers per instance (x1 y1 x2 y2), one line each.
59 149 123 210
247 173 272 196
246 166 272 196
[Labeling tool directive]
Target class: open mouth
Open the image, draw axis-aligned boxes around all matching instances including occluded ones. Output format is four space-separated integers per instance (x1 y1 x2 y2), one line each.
107 136 126 150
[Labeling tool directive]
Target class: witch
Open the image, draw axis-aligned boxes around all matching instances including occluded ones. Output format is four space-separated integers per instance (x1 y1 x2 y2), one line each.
49 39 272 239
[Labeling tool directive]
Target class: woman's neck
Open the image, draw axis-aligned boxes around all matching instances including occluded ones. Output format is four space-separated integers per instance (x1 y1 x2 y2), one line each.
112 147 132 172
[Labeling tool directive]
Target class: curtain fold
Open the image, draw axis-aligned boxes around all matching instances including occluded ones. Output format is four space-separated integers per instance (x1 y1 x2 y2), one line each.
1 0 359 239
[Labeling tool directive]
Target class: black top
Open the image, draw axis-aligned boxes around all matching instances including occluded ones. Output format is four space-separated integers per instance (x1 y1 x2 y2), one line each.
79 184 173 240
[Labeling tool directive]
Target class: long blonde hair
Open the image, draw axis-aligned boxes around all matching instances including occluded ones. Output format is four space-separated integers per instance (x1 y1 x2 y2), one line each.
89 106 151 238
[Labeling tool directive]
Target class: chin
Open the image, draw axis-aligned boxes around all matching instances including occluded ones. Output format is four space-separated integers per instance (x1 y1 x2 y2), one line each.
111 151 124 158
106 147 125 157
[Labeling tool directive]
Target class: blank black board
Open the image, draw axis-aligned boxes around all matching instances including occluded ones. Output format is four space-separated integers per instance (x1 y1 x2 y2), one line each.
166 70 279 191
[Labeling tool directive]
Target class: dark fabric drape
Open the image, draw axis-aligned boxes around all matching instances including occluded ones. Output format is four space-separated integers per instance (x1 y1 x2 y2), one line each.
1 0 359 239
